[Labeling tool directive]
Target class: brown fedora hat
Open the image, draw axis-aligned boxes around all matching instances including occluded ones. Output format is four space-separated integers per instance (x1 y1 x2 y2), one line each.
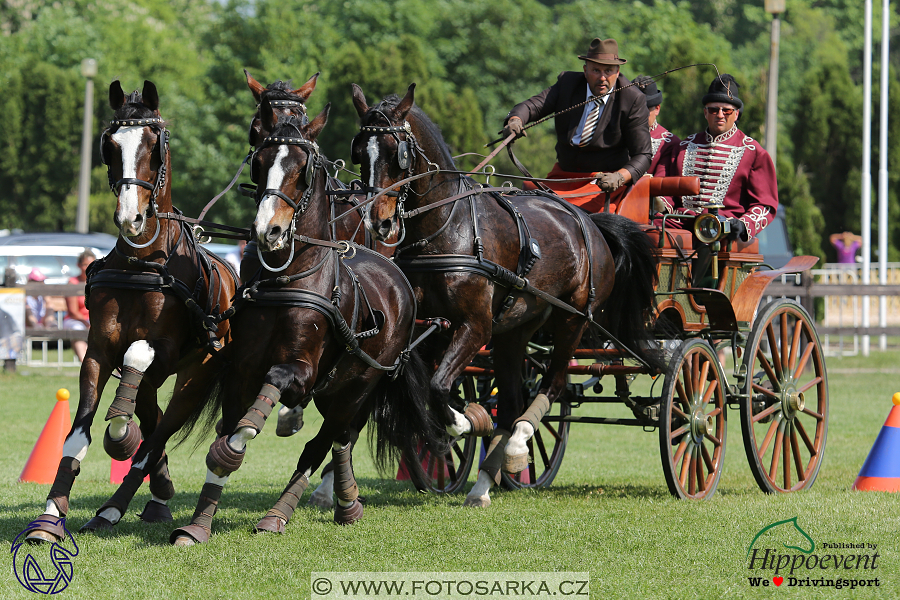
578 38 627 65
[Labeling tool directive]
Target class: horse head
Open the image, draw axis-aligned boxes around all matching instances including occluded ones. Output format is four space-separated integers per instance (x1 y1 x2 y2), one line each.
350 83 417 241
252 103 331 252
246 70 318 148
102 80 169 241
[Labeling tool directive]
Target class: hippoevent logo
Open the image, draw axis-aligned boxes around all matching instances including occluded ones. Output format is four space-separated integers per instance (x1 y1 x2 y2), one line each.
746 517 880 590
10 517 79 594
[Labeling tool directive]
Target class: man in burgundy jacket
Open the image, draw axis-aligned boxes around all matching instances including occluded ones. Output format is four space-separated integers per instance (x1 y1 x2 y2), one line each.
652 73 778 243
501 38 651 212
633 75 680 175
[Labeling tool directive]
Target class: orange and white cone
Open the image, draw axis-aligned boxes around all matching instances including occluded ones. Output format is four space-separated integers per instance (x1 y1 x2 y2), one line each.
20 389 71 484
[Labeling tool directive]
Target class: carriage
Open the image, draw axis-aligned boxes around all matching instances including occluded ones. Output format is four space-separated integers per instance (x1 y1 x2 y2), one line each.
404 174 828 501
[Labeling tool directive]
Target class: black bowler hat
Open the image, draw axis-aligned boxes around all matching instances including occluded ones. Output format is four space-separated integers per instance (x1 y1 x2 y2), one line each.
633 75 662 108
702 73 743 110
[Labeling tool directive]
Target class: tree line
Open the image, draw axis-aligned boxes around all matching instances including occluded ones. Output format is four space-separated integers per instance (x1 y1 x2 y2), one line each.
1 0 897 262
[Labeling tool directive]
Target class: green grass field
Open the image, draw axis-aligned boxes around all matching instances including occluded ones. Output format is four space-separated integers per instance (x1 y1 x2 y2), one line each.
1 350 899 599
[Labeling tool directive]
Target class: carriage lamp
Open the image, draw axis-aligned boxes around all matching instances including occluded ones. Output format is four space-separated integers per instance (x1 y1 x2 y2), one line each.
693 212 731 244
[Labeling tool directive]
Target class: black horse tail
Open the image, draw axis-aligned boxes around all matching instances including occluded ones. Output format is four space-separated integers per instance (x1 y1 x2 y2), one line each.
367 347 449 474
172 355 228 449
589 212 665 371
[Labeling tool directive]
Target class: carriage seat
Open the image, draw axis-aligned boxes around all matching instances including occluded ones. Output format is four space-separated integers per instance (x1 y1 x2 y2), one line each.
614 176 701 224
640 224 693 251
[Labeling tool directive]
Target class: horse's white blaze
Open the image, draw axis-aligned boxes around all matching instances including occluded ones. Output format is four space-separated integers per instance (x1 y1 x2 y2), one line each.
255 144 290 246
446 406 472 437
113 126 149 235
227 426 257 452
362 137 380 231
505 422 534 458
62 425 89 462
124 340 155 371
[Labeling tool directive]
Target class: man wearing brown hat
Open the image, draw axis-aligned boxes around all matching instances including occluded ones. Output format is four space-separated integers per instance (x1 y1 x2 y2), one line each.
652 73 778 242
502 38 651 213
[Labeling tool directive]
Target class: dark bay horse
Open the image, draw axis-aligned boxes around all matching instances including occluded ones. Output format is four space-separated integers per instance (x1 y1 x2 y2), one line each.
170 101 445 545
24 81 238 542
352 84 660 507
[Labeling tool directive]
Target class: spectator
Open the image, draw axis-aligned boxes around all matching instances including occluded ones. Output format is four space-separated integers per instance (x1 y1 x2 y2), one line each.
64 250 95 362
24 268 58 329
830 231 862 264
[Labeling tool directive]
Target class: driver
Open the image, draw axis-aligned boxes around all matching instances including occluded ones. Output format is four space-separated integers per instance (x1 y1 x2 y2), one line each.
501 38 651 212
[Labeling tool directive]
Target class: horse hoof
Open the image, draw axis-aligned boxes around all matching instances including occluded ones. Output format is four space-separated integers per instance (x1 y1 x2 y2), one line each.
276 406 304 437
138 500 173 523
308 492 334 510
502 450 529 474
23 514 66 544
80 515 114 532
172 536 195 547
463 403 494 437
334 499 364 525
462 495 491 508
169 524 210 546
254 516 286 534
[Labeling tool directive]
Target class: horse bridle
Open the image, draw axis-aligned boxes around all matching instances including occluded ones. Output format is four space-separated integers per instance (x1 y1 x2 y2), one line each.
251 127 323 272
100 117 169 249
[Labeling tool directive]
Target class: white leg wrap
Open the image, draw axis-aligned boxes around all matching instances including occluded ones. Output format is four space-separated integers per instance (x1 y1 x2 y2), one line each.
227 426 257 452
98 506 122 524
505 422 535 458
446 406 472 437
45 500 61 517
308 471 335 509
205 469 229 486
151 494 167 505
62 426 90 462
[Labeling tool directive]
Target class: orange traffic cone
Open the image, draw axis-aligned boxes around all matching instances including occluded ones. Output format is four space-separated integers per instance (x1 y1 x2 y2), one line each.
852 392 900 492
110 457 149 484
20 389 71 484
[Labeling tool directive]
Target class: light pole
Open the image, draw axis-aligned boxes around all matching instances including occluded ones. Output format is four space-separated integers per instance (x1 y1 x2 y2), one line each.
76 58 97 234
764 0 785 169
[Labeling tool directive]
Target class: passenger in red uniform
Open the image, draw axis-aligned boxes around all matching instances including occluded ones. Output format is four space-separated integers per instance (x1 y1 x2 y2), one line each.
632 75 680 175
653 73 778 243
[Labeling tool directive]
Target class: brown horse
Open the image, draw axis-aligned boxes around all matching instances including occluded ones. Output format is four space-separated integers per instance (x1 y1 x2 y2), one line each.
23 81 239 542
170 100 444 545
352 84 660 507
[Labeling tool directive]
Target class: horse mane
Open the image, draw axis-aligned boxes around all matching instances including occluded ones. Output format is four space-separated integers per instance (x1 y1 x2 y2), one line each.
111 91 168 127
269 114 307 138
370 95 456 168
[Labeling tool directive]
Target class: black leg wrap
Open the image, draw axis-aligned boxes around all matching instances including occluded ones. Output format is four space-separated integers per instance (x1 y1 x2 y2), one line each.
480 429 511 485
256 472 310 534
332 444 358 503
169 482 223 544
105 366 142 421
206 435 245 476
148 452 175 501
103 419 142 461
236 384 279 433
47 457 81 517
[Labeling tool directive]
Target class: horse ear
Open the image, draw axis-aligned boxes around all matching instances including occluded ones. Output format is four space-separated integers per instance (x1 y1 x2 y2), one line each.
306 103 331 142
260 98 277 133
245 69 265 103
351 84 368 118
142 80 160 111
293 72 319 102
109 80 125 110
395 83 416 120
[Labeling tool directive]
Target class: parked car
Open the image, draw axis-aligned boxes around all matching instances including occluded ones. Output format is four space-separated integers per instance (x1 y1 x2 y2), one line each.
756 211 793 270
0 232 117 285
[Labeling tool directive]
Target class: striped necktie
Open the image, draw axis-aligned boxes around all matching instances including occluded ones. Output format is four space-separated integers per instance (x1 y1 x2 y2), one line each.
578 98 603 147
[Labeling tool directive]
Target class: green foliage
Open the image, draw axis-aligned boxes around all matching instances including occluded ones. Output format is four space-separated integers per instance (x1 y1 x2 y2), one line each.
0 0 896 264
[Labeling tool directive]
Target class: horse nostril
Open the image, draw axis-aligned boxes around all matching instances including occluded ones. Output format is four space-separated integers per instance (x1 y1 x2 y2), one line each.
268 226 282 242
379 219 392 234
134 213 144 225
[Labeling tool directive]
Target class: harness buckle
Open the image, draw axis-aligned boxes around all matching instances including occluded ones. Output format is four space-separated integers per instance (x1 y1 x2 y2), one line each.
192 225 211 244
337 240 356 259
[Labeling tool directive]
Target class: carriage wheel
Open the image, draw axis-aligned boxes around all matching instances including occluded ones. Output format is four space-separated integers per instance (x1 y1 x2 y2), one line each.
406 376 478 494
658 338 727 500
500 398 571 490
740 299 828 493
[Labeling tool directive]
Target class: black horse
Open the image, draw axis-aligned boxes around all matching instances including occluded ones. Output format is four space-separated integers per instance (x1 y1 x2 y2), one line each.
352 83 660 507
170 99 445 545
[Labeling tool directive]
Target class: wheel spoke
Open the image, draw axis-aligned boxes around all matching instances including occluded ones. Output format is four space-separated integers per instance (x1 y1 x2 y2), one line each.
527 438 537 482
788 319 803 373
780 313 789 370
759 415 781 455
751 382 780 400
793 342 815 381
798 377 824 396
680 443 693 490
675 379 691 412
695 446 706 493
670 424 689 441
542 420 562 442
534 428 551 471
698 359 710 390
795 418 818 455
688 447 698 495
673 438 689 466
769 424 785 481
701 379 718 407
790 425 806 482
706 406 723 419
672 405 690 421
766 322 783 380
436 457 446 488
782 427 791 489
756 349 782 393
701 443 715 474
682 358 694 402
752 401 782 424
704 432 722 446
452 440 467 462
